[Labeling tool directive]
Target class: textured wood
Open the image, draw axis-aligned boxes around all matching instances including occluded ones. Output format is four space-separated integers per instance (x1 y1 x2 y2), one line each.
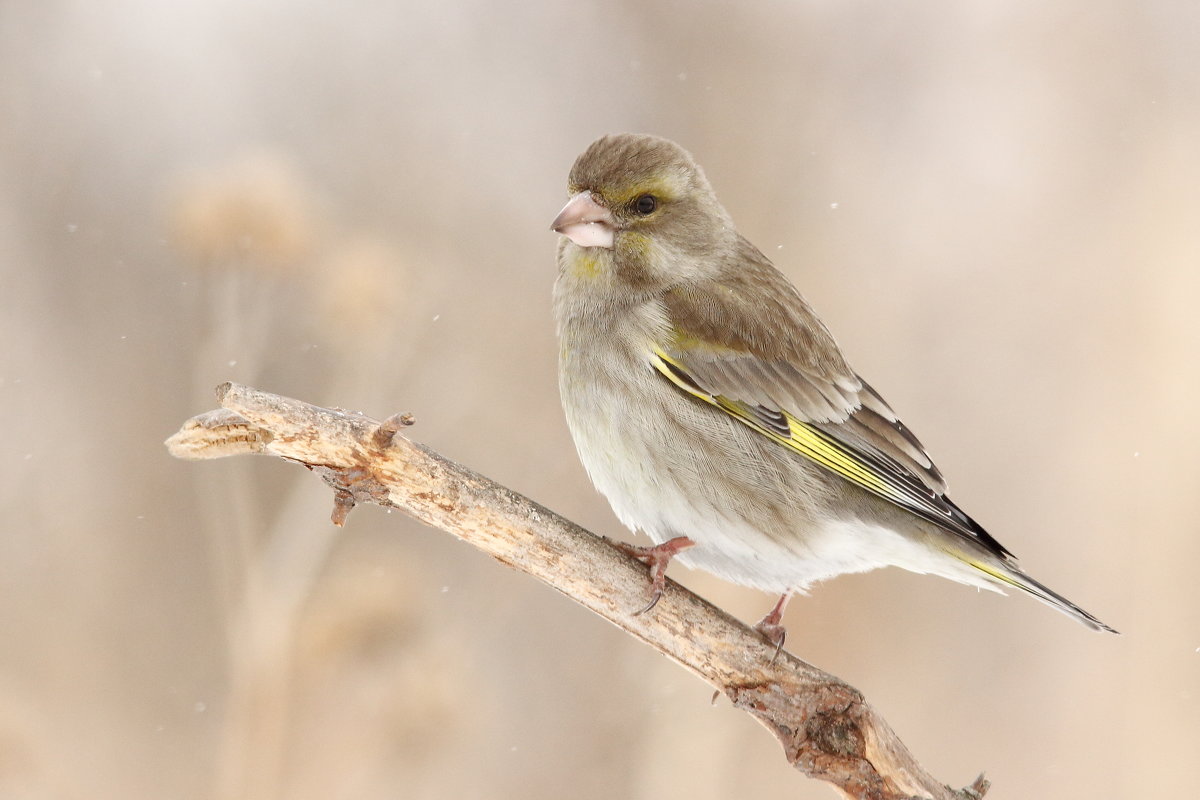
166 382 989 800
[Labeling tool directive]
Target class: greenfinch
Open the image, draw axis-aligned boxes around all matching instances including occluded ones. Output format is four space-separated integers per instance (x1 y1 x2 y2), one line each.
552 133 1115 637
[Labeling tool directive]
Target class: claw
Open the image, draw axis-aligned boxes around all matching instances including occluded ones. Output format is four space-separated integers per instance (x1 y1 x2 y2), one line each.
753 592 792 662
612 536 695 614
636 591 662 616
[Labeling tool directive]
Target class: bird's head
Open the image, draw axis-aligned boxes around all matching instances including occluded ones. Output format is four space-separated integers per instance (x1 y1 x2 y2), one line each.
552 134 734 280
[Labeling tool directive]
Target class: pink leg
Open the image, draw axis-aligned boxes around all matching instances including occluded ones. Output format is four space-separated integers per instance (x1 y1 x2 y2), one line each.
753 592 792 658
611 536 696 614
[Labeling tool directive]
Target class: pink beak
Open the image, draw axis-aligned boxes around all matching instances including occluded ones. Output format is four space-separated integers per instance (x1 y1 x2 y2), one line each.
551 191 616 249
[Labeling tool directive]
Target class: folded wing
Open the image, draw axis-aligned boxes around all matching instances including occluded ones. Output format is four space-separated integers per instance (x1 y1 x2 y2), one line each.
656 263 1010 558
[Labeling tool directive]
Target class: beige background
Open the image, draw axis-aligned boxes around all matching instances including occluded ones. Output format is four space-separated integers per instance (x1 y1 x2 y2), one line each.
3 2 1198 798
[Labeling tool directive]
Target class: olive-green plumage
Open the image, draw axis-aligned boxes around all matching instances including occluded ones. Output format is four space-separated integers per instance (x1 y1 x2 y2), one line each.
552 133 1115 633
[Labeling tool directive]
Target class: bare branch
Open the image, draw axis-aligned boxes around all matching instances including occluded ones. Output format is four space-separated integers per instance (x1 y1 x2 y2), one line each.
166 382 989 800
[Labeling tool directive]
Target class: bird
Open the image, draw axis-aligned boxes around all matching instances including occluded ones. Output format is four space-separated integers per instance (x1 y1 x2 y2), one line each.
550 132 1116 641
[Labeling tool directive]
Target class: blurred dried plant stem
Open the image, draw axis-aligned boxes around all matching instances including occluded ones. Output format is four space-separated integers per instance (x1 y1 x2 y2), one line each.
168 153 425 799
167 383 990 800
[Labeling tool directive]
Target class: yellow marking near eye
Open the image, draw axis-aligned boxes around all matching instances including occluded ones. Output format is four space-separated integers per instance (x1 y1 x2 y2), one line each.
610 179 676 208
621 231 651 255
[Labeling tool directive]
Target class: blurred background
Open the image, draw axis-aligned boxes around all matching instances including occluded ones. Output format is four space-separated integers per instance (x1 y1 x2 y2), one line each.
2 1 1198 798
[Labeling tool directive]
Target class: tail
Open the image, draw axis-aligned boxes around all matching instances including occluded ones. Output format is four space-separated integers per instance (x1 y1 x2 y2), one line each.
960 556 1119 634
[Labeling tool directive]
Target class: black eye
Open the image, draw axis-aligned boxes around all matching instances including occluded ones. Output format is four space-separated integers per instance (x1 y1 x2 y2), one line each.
634 194 658 215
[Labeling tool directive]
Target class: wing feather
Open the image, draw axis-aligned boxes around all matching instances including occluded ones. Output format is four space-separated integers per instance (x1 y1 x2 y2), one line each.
655 266 1008 557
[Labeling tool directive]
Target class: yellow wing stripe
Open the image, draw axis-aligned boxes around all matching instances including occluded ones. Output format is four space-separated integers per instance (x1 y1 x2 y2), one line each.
651 349 897 500
959 557 1022 589
650 348 1026 561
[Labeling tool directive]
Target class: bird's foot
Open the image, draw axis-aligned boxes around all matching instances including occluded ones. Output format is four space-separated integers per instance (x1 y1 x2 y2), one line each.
753 592 792 661
611 536 695 614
